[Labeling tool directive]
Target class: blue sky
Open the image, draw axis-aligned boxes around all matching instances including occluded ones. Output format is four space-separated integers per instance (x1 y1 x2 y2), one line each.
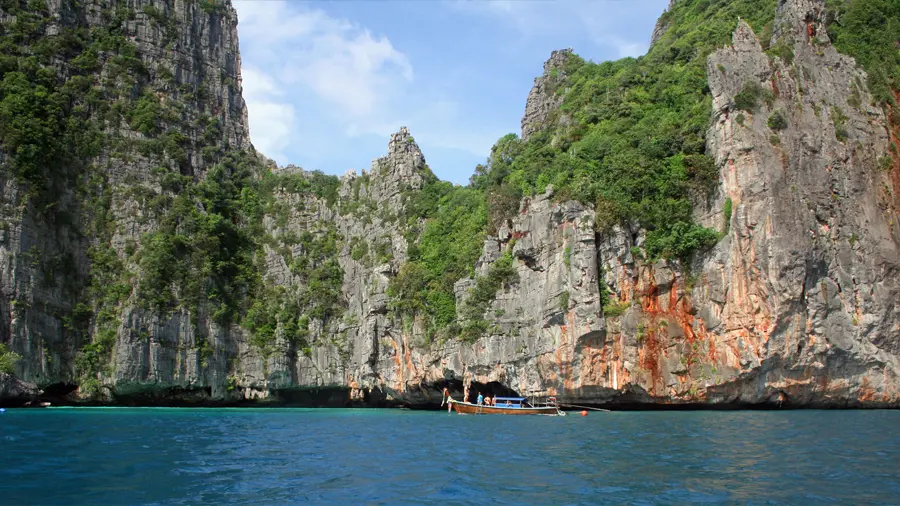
232 0 670 185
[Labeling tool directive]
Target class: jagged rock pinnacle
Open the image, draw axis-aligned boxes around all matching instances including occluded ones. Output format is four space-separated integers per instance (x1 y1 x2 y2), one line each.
521 49 573 141
365 127 427 207
386 126 423 161
649 0 679 47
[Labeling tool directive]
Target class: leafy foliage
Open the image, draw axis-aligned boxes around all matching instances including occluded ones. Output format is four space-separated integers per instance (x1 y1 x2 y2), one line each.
5 0 898 368
734 81 771 112
0 0 103 211
825 0 900 107
768 111 788 131
472 0 779 262
197 0 225 15
602 299 630 318
0 343 22 374
136 153 260 323
459 252 518 342
722 197 733 233
388 178 487 339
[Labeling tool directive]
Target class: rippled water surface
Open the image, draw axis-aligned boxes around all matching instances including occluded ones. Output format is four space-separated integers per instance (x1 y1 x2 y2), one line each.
1 408 899 504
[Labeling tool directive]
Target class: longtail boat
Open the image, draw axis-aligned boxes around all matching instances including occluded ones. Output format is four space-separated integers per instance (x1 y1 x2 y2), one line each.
447 396 565 416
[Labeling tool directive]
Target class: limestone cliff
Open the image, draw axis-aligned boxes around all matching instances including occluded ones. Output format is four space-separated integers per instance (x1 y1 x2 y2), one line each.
1 0 898 408
521 48 573 142
562 0 900 406
0 0 251 403
380 0 899 407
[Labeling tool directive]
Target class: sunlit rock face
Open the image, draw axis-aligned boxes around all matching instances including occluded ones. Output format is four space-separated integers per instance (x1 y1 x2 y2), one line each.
521 48 573 142
586 0 900 407
649 0 679 48
454 0 900 408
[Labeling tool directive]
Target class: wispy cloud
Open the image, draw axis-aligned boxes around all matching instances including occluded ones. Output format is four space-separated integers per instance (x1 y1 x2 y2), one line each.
240 66 294 163
234 1 412 139
233 0 505 177
447 0 664 59
231 0 669 184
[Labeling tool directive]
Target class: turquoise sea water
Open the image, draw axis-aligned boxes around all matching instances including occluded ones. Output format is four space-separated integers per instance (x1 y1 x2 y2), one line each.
1 408 898 505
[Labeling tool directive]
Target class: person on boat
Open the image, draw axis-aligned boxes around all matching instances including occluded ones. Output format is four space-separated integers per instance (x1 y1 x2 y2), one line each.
506 400 512 407
441 387 453 407
477 392 484 405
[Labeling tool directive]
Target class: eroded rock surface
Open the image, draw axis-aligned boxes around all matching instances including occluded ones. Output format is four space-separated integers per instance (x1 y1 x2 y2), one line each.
649 0 679 47
0 373 41 406
521 49 573 142
589 0 900 406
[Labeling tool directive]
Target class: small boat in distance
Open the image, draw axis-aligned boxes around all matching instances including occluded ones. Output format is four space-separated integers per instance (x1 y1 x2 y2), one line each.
449 396 565 416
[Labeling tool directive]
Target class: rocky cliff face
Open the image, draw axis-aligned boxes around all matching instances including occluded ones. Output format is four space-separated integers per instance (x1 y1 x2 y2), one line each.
0 0 251 402
589 0 900 406
382 0 899 408
697 0 900 405
649 0 678 48
521 48 573 142
2 0 898 408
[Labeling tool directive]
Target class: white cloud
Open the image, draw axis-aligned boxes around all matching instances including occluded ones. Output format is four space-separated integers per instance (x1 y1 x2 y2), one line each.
240 65 295 163
234 0 412 147
233 0 497 173
241 66 280 98
447 0 664 59
231 0 668 179
592 35 650 58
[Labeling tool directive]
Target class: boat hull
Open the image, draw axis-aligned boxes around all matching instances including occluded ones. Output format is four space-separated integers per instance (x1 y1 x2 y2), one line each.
450 401 563 416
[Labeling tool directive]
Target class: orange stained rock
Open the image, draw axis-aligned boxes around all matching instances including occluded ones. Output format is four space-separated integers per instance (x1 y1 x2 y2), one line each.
388 337 405 393
403 332 417 380
638 327 663 397
887 92 900 220
882 368 896 403
724 339 743 370
814 367 829 394
579 334 607 386
858 376 877 402
598 340 613 388
558 317 575 391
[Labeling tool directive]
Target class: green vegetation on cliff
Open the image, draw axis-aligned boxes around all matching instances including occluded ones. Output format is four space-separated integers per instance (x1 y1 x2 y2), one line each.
0 343 22 374
825 0 900 107
458 251 518 342
387 0 900 341
136 153 260 323
0 0 341 383
472 0 780 262
388 172 487 341
0 0 103 211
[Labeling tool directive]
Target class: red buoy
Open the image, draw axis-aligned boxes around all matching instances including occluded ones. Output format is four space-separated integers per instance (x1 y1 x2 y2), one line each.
581 410 588 416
